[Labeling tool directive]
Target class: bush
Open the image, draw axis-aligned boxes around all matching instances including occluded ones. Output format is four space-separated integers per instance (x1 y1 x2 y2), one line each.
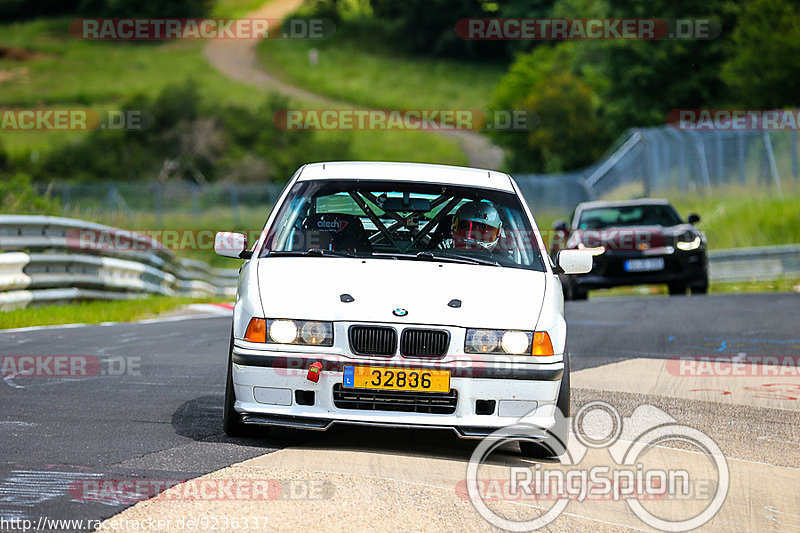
31 81 353 184
489 43 610 172
0 173 61 215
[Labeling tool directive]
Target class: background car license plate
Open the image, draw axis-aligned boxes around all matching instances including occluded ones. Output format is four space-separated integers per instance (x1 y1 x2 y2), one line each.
343 365 450 393
624 258 665 272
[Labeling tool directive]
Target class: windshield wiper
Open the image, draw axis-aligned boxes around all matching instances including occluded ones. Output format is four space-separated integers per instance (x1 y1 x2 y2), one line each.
415 251 501 267
267 249 363 258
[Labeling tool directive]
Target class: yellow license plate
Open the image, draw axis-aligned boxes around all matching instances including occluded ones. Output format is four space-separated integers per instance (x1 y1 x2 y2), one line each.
343 365 450 393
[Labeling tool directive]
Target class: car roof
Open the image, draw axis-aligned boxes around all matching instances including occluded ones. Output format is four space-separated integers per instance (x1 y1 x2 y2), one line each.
576 198 673 211
296 162 516 192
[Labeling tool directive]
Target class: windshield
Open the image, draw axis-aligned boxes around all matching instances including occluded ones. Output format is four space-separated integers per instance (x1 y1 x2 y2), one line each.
577 204 683 230
259 179 546 271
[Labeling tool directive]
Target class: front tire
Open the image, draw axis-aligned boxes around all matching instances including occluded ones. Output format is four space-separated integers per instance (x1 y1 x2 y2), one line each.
668 283 686 296
565 278 588 301
519 353 570 458
223 334 253 438
690 276 709 295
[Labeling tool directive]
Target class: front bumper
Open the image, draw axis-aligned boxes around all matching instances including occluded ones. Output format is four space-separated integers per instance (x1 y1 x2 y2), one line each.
572 248 707 289
231 341 564 438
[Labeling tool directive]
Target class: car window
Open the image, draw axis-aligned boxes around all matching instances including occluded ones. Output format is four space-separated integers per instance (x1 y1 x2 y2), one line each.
260 179 546 271
578 205 683 229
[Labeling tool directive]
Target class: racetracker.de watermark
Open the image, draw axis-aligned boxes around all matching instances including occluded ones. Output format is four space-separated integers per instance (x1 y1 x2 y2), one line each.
69 478 333 504
0 109 148 131
455 18 720 40
68 18 334 40
1 355 140 378
67 227 677 254
667 109 800 131
272 109 533 131
667 355 800 377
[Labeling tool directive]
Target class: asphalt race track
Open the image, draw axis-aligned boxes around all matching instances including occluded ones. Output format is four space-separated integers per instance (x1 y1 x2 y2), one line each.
1 293 798 532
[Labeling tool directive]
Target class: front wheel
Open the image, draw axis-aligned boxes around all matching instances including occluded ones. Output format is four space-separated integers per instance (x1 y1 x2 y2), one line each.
565 278 588 301
519 353 570 458
668 283 686 296
690 277 709 295
223 335 255 438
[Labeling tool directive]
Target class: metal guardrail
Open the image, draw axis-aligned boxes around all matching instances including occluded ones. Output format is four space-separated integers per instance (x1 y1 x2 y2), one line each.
708 244 800 283
0 215 239 310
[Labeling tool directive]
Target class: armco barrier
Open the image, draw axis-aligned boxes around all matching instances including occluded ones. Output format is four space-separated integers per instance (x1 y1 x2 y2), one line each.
1 216 797 310
0 215 239 310
708 244 800 283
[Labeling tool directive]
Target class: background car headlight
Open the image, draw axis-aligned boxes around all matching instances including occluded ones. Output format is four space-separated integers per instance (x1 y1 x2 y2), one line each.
245 319 334 346
465 329 554 356
676 235 702 251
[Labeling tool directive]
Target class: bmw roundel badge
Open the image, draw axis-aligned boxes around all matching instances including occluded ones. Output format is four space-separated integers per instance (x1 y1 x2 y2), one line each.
393 308 408 317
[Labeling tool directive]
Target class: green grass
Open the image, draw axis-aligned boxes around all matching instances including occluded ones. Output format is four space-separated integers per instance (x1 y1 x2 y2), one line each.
669 184 800 250
0 16 467 164
211 0 272 17
256 20 505 112
0 296 228 329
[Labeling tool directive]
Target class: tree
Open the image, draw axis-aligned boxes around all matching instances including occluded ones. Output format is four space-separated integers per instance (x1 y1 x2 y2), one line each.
596 0 738 134
722 0 800 108
489 43 610 172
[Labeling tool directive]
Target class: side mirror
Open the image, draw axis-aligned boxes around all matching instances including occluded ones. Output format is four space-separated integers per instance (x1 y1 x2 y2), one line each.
215 232 252 259
556 249 593 275
687 213 700 225
553 220 569 232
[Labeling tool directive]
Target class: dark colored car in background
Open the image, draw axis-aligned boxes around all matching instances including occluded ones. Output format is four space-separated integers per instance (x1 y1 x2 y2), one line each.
552 199 708 300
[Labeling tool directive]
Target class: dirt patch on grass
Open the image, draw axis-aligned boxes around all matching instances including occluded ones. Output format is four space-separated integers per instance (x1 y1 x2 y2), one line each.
0 45 38 61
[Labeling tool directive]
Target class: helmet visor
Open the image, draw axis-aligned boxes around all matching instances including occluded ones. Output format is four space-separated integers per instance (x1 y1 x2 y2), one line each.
453 219 500 244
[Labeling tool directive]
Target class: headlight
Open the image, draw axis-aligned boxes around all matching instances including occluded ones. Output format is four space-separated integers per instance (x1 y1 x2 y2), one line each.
269 319 298 343
300 321 331 345
465 329 554 356
676 235 702 251
465 329 500 353
501 331 530 354
245 318 333 346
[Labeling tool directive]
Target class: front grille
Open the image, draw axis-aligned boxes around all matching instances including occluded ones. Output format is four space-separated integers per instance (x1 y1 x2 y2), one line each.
332 384 457 414
400 329 449 358
348 326 397 356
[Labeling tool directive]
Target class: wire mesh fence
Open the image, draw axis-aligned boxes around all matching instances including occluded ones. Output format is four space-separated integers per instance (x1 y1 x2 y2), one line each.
38 181 283 226
515 126 800 214
33 126 799 222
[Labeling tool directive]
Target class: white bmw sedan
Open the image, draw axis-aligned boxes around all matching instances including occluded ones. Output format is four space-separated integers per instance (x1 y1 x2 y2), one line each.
215 162 592 456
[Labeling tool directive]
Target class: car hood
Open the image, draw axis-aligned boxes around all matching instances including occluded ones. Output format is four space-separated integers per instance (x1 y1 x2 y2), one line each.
256 257 546 330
